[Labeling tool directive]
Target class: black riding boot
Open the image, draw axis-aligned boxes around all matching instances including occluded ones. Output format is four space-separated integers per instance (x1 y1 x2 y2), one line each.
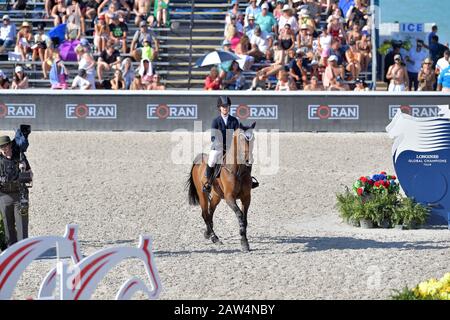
249 165 259 189
203 165 214 193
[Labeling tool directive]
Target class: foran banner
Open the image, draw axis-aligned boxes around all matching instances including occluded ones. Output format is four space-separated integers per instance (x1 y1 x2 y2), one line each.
0 103 36 118
66 104 117 119
388 105 448 119
147 104 197 120
308 105 359 120
230 105 278 120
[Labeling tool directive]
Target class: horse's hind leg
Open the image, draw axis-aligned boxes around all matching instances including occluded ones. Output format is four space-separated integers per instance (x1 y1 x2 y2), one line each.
200 193 221 244
206 194 222 244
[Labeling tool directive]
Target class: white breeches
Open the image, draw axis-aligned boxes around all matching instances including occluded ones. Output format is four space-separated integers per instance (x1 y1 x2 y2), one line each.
207 150 222 167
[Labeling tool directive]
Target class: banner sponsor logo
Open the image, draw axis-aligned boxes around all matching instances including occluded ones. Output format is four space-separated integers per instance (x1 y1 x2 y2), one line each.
66 104 117 119
0 103 36 118
308 105 359 120
389 105 442 119
147 104 197 120
230 105 278 120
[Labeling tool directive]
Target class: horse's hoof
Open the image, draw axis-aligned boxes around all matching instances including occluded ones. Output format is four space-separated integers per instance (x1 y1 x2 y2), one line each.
241 241 250 252
203 230 212 239
211 235 222 245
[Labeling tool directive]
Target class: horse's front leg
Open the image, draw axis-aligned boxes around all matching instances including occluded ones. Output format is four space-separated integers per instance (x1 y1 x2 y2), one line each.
226 197 250 252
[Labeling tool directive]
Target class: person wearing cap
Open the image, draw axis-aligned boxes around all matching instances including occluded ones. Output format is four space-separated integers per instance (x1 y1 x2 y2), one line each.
386 54 409 92
11 66 29 89
383 44 402 87
353 78 367 91
405 39 429 91
217 39 234 79
279 4 298 35
202 96 240 193
297 23 313 52
109 12 128 54
0 15 16 53
244 0 261 26
298 8 316 32
417 57 436 91
437 56 450 92
255 2 277 34
0 133 32 248
244 14 256 37
322 54 344 89
16 21 33 61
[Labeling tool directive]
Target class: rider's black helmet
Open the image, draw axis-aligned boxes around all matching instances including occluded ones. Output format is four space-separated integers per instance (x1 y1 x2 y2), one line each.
217 96 231 108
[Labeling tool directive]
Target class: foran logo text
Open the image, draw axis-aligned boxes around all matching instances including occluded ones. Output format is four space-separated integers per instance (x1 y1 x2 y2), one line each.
389 105 443 119
66 104 117 119
0 104 36 118
147 104 197 119
230 105 278 120
308 105 359 120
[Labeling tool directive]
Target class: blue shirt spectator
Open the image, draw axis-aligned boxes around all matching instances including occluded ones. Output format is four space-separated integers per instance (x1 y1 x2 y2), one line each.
256 3 277 34
0 15 16 50
437 65 450 91
428 25 438 47
429 35 449 65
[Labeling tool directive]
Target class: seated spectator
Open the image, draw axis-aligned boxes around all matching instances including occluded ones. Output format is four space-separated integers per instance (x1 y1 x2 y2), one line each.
149 74 165 90
272 0 284 21
347 0 369 29
418 57 436 91
11 66 28 89
353 78 368 91
226 0 242 26
297 24 313 52
288 49 307 89
224 24 242 52
279 5 298 35
223 60 245 90
327 15 345 42
328 39 345 65
97 41 121 82
138 58 153 87
49 51 68 89
12 0 27 10
16 21 32 61
32 24 48 64
218 40 233 79
120 57 134 89
248 25 272 61
356 32 372 72
436 50 450 76
278 23 295 51
297 9 315 34
131 20 159 62
109 13 128 54
130 73 145 90
204 67 221 90
0 15 16 53
110 69 126 90
304 0 321 26
234 35 254 71
94 15 110 54
98 0 131 25
328 76 349 91
133 0 152 27
317 25 332 64
0 69 10 89
250 69 268 91
67 0 86 36
386 54 409 91
256 3 277 34
51 0 68 26
71 68 91 89
304 76 324 91
275 70 295 91
347 24 362 45
345 40 361 80
244 14 256 38
260 40 285 77
245 0 261 26
85 0 103 20
153 0 170 28
66 13 82 40
322 55 344 89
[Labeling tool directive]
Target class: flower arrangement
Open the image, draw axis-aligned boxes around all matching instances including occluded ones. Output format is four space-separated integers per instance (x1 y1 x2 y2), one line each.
336 171 429 228
392 273 450 300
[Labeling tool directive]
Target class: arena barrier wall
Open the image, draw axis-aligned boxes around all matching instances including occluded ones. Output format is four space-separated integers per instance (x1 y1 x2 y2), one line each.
0 90 449 132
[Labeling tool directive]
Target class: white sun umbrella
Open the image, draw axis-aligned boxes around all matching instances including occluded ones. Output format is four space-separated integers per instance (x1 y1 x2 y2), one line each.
195 50 240 67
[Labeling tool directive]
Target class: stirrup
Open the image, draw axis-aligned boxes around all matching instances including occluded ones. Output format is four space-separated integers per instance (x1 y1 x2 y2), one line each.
251 176 259 189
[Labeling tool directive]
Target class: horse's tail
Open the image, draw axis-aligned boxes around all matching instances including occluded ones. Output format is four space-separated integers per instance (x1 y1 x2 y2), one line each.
186 154 204 206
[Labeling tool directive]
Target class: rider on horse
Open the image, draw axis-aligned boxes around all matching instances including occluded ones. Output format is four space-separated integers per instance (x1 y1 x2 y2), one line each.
202 96 259 193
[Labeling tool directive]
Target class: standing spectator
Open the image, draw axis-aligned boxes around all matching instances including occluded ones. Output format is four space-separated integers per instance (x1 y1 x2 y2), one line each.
244 0 261 26
223 60 245 90
76 44 96 89
94 15 110 54
248 24 272 61
428 25 438 48
204 67 221 90
322 55 344 89
256 3 277 35
71 68 91 89
133 0 152 27
49 51 68 89
130 21 159 61
405 39 428 91
51 0 68 26
32 24 48 64
97 41 121 82
383 43 401 87
11 66 28 89
279 5 298 35
109 13 128 54
0 70 10 89
386 54 409 92
0 15 16 53
418 57 436 91
428 35 449 66
110 69 126 90
16 22 32 61
437 58 450 92
436 50 450 76
304 75 324 91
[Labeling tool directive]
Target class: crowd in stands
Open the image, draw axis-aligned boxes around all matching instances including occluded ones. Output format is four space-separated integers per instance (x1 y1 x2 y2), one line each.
0 0 169 90
205 0 375 91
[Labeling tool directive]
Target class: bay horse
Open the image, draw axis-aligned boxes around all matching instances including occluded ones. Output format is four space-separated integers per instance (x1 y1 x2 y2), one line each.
186 122 256 252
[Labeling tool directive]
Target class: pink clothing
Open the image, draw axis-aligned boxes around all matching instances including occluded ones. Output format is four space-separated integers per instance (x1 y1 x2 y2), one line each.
230 33 242 51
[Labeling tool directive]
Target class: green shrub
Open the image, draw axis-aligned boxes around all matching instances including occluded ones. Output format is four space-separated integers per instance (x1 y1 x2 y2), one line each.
0 218 5 251
394 197 430 228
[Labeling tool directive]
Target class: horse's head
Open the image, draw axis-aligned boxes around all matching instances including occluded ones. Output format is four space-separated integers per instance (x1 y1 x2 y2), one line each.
234 122 256 166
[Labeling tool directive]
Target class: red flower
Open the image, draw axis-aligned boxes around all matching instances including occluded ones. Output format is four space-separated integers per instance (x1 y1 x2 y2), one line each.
391 175 396 180
360 176 368 183
368 179 374 185
382 180 390 187
380 171 387 175
374 181 381 187
357 188 363 196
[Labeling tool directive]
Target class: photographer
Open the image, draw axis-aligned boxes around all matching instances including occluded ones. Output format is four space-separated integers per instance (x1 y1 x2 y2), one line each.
0 126 32 248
